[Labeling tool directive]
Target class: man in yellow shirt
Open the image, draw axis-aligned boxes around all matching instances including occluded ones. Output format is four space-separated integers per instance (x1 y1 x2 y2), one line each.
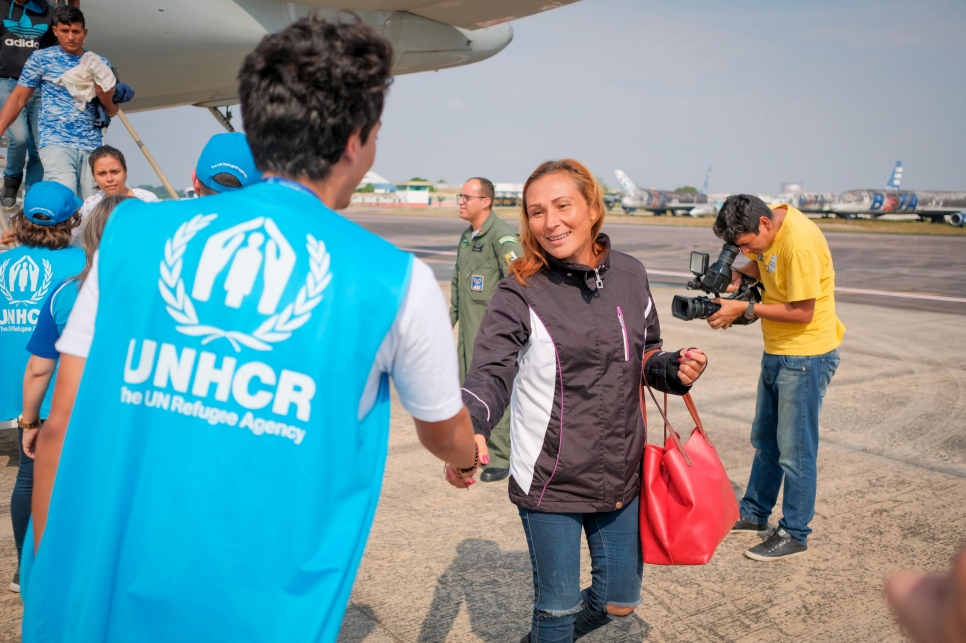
708 194 844 561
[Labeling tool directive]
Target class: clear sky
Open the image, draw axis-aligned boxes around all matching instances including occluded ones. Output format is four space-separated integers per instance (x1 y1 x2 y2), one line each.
107 0 966 196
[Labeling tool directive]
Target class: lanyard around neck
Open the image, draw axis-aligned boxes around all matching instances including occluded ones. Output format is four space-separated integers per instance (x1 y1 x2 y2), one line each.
262 177 319 201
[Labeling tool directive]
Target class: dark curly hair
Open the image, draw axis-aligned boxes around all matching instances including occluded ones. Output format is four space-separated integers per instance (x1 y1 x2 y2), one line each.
238 15 393 181
713 194 774 244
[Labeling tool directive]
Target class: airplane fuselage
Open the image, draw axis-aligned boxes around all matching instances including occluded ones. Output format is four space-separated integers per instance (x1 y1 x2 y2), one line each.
620 190 707 214
831 190 966 216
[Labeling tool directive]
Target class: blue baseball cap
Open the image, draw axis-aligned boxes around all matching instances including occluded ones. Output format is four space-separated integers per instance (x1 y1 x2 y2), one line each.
24 182 83 226
195 133 261 193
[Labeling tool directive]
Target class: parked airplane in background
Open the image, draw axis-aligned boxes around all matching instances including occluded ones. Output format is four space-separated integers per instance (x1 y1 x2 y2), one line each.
84 0 583 114
613 169 709 215
829 162 966 224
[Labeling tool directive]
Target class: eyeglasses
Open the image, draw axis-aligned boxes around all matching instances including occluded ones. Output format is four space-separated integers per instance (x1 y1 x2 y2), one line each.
457 194 489 203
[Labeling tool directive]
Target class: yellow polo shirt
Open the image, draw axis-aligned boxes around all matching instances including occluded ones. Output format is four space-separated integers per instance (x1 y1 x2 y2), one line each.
751 205 845 355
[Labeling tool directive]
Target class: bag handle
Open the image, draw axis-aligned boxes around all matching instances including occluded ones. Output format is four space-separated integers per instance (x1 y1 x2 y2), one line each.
640 349 717 466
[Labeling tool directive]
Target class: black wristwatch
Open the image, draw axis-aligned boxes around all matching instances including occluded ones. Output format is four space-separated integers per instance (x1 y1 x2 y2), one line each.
742 301 757 321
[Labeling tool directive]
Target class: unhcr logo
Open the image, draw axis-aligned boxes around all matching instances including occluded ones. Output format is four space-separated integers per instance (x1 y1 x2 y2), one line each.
0 255 52 306
159 214 331 352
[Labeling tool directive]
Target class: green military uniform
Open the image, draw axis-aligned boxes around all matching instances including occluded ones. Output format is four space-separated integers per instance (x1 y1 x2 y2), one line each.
450 211 522 470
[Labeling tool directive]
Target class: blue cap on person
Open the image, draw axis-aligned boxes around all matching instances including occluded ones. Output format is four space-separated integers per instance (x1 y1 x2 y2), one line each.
24 182 83 226
195 132 262 193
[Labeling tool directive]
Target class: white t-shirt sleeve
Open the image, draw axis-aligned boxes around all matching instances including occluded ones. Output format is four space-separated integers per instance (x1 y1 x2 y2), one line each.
132 188 161 203
359 258 464 422
56 251 100 358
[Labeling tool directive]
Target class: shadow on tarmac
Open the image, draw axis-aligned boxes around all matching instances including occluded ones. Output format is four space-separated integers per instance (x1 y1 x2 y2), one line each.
416 539 650 643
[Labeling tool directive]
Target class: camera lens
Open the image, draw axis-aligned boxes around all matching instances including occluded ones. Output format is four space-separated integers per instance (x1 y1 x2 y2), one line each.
672 295 721 321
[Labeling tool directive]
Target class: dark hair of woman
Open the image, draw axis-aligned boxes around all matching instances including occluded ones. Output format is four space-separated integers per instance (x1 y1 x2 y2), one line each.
88 145 127 172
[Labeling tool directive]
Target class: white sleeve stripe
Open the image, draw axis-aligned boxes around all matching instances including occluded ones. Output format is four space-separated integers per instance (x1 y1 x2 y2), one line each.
461 387 490 423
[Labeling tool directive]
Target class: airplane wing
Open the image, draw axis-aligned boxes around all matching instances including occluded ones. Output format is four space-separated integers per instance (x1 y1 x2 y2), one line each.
309 1 582 30
84 0 583 112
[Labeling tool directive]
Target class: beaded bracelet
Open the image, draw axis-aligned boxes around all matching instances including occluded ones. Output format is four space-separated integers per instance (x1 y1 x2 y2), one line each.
456 443 479 475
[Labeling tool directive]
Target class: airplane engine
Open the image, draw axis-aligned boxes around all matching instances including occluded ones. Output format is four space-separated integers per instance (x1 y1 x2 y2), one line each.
950 212 966 227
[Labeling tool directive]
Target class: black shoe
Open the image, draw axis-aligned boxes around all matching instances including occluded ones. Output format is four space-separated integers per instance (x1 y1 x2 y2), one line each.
744 528 807 561
1 177 21 209
731 518 770 534
480 467 509 482
9 569 19 593
519 635 530 643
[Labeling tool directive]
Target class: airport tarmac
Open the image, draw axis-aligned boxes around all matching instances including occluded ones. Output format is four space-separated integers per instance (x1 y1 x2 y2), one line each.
344 209 966 316
0 210 961 641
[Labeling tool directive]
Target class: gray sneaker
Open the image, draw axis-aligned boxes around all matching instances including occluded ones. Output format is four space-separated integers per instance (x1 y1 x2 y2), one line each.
744 528 807 561
731 518 769 534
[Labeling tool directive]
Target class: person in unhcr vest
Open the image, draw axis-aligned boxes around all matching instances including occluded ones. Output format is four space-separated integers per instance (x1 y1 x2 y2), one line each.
12 193 127 595
0 181 83 593
25 16 482 642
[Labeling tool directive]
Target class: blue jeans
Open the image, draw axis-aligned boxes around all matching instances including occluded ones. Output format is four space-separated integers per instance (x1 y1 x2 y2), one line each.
39 144 94 200
519 496 643 642
11 427 33 569
0 77 43 190
739 349 840 544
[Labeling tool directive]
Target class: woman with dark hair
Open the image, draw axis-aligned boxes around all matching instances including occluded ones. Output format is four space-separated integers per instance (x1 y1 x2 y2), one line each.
0 182 85 592
76 145 158 240
452 159 708 642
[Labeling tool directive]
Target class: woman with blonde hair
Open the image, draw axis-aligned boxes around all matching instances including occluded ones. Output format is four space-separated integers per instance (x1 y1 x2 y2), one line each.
451 159 708 642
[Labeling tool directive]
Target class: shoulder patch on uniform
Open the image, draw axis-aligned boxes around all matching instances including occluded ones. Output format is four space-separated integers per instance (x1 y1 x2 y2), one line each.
470 275 484 291
504 251 518 263
498 235 518 245
460 239 469 248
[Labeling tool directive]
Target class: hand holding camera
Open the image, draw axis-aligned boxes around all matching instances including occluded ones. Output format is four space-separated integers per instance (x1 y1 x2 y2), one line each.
671 243 762 326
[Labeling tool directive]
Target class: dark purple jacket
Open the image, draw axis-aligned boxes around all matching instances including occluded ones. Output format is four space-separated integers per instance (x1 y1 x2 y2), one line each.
461 235 690 513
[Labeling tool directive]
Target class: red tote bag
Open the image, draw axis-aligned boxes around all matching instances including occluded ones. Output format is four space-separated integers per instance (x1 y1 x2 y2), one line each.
639 351 738 565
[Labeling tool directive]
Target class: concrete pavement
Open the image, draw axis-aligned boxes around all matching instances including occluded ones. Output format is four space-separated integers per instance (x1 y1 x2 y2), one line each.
335 285 966 643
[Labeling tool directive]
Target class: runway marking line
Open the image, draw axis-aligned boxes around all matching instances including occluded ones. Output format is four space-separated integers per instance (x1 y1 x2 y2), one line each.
400 249 966 305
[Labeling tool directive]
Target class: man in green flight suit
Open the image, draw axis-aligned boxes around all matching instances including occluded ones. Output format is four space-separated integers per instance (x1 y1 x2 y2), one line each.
450 177 522 482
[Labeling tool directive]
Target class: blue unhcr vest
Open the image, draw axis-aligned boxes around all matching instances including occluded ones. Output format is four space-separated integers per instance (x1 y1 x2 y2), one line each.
22 181 413 642
0 244 84 421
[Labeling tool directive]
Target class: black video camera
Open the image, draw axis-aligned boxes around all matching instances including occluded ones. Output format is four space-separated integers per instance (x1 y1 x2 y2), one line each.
671 243 762 324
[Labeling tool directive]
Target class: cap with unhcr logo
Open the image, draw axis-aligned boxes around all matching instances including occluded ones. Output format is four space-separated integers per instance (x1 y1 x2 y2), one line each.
24 181 83 226
195 132 262 193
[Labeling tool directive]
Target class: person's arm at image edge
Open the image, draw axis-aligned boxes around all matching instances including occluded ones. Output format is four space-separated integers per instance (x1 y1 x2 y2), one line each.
0 85 33 138
32 353 84 551
21 356 56 457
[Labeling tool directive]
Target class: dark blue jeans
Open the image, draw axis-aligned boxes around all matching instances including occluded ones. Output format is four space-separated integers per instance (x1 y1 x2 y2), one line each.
11 426 34 567
739 349 840 544
519 496 643 643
